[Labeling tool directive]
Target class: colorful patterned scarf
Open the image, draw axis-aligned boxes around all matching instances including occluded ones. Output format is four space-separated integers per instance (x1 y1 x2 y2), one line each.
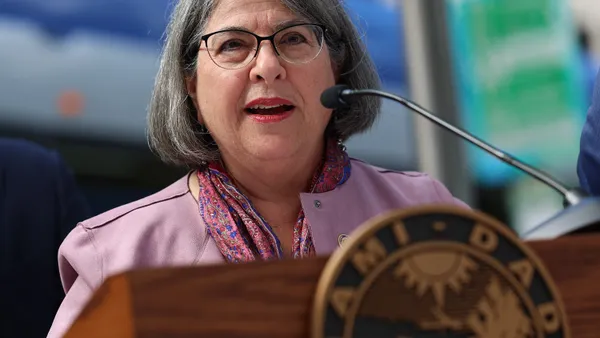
197 139 351 263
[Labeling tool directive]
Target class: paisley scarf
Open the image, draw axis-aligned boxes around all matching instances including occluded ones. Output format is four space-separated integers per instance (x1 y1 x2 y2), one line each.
197 139 351 263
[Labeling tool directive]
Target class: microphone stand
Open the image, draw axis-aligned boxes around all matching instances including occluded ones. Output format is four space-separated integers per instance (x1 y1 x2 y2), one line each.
334 87 600 240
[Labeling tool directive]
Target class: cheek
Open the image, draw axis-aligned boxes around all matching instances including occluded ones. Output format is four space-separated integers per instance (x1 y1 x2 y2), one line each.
307 57 336 92
294 59 336 112
195 70 246 124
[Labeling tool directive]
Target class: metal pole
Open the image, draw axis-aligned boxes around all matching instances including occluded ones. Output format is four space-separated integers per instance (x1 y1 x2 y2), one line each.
400 0 473 205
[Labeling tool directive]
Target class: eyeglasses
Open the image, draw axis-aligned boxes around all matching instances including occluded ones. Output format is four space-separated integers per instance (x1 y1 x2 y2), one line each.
200 23 327 70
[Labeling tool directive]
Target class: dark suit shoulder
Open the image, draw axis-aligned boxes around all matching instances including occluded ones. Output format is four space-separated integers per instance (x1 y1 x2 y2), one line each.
0 137 61 172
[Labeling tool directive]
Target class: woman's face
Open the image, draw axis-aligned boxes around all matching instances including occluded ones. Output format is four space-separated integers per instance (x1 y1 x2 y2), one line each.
188 0 337 164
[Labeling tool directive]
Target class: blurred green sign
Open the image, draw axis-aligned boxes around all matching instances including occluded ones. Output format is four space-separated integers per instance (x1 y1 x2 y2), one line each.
446 0 586 185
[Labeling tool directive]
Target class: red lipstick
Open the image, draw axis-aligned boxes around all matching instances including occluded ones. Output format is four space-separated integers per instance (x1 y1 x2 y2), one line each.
244 97 295 124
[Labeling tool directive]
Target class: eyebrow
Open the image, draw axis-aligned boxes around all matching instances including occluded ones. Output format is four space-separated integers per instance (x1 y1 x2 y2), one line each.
274 19 309 31
214 19 310 34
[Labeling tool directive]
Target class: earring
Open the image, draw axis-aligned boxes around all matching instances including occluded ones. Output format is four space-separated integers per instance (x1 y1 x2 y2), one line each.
198 123 210 135
337 138 347 152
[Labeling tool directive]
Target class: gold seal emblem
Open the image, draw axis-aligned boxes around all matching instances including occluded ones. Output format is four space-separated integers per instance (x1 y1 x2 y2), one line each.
311 206 570 338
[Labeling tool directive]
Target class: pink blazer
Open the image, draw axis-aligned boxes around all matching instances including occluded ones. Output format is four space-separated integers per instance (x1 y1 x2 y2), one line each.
47 159 468 337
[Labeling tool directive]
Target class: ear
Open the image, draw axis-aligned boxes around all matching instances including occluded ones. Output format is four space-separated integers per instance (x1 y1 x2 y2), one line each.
185 75 203 123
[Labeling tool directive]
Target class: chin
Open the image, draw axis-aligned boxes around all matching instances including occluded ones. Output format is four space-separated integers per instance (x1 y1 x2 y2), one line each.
243 136 303 162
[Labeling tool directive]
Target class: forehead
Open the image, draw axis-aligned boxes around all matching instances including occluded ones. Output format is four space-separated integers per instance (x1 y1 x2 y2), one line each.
206 0 301 33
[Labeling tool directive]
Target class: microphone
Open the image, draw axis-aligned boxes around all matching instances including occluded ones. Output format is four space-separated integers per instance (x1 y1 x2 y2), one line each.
322 85 600 239
321 85 352 110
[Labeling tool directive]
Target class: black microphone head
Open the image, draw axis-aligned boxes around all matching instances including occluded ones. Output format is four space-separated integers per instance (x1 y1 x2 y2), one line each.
321 85 351 109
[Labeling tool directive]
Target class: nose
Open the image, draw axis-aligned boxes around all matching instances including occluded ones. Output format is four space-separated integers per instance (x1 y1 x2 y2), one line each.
248 41 287 85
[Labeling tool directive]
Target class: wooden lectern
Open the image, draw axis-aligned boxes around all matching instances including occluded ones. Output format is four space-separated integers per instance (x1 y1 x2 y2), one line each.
63 207 600 338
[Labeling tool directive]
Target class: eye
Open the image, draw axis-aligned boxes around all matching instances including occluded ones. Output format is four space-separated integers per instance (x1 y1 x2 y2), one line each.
280 32 307 45
219 39 246 52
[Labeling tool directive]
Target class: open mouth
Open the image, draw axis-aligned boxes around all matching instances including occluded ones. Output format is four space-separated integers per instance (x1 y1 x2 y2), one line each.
245 104 295 115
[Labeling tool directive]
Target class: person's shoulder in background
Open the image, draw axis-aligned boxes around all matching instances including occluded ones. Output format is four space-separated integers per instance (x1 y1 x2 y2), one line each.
0 137 92 338
0 137 92 228
578 69 600 196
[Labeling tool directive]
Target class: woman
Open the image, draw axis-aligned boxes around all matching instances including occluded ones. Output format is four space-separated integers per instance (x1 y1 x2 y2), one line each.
48 0 468 336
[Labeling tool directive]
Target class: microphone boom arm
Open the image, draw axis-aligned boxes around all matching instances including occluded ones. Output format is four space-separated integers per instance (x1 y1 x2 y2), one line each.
343 88 578 202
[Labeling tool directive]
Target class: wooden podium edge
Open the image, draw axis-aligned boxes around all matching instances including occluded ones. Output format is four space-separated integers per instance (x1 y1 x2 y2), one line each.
64 274 135 338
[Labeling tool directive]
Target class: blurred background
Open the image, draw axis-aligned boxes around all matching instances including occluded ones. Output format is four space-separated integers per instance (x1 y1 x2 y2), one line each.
0 0 597 234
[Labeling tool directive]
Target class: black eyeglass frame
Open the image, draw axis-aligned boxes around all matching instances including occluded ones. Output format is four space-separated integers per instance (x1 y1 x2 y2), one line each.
198 23 328 69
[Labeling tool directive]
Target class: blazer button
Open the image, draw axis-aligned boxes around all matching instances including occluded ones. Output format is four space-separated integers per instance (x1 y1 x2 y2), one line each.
338 234 349 247
314 200 322 209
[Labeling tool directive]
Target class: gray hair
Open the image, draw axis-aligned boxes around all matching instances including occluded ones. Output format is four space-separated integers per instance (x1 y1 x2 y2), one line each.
148 0 381 168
